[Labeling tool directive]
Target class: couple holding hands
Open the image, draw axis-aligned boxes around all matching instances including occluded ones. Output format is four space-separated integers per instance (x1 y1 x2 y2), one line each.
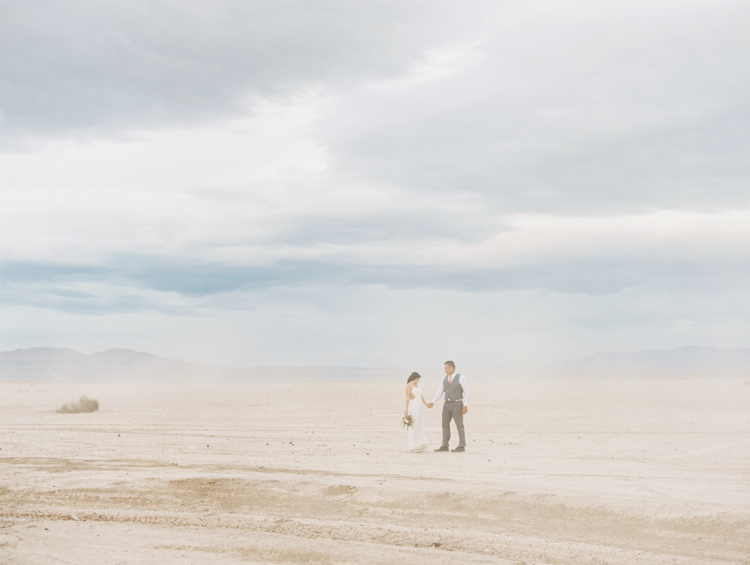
404 360 469 453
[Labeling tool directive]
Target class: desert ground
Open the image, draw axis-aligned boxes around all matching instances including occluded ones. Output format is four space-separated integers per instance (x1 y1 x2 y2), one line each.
1 376 749 565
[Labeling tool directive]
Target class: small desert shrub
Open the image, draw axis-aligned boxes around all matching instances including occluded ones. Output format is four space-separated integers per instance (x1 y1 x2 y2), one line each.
56 396 99 414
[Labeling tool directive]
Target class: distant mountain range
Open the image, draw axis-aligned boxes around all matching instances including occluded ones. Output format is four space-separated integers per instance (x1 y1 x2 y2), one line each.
560 346 750 379
0 347 210 382
0 347 398 382
2 346 749 382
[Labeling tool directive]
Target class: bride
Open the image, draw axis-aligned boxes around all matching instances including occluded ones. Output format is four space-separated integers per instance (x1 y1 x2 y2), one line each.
404 372 430 452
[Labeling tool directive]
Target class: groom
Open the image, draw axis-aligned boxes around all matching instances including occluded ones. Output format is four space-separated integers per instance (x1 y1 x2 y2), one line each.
428 360 469 452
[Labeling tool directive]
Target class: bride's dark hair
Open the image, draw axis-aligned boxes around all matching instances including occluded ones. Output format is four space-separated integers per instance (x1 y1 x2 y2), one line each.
406 372 421 383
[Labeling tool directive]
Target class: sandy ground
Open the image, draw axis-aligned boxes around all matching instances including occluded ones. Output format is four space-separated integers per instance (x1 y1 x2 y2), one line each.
1 376 749 565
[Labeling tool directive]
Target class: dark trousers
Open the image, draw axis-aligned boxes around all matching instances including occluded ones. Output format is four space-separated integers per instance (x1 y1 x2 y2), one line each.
441 401 465 448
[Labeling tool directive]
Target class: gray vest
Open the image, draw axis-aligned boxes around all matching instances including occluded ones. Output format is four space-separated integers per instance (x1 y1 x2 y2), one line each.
444 373 463 402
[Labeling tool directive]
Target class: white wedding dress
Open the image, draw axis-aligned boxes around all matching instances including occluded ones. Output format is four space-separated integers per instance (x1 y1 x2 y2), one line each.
407 386 428 452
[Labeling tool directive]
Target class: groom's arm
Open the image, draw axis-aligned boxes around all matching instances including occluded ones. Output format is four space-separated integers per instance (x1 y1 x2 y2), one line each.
460 374 469 412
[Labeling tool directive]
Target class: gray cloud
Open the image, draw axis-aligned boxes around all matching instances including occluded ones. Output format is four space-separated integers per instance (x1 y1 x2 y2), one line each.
329 1 750 213
0 0 452 137
3 245 750 316
0 261 104 283
276 210 504 247
337 106 750 213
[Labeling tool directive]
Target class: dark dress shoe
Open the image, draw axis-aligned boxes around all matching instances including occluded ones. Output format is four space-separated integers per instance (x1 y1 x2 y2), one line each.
434 446 449 452
451 446 465 452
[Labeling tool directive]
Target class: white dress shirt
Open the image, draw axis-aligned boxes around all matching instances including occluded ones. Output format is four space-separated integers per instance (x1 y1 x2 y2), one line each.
431 373 469 407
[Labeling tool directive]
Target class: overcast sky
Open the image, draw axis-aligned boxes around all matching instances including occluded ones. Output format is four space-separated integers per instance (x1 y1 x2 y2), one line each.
1 0 749 370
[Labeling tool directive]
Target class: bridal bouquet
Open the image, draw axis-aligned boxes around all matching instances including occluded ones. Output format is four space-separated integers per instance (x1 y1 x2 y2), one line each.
402 415 413 428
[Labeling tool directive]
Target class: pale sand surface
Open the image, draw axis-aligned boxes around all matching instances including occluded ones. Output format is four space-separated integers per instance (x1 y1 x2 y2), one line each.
1 377 749 564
